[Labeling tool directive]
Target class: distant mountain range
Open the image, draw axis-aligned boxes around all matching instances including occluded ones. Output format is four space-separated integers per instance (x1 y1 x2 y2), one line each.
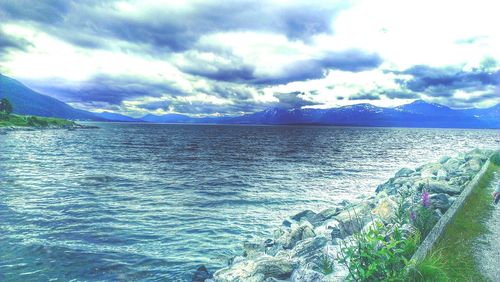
141 100 499 128
0 73 498 128
92 111 144 122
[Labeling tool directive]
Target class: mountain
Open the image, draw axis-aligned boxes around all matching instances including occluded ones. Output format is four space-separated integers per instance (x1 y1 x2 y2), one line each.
459 104 500 128
205 100 499 128
0 74 104 121
141 113 194 123
93 111 144 122
138 100 499 128
1 73 497 128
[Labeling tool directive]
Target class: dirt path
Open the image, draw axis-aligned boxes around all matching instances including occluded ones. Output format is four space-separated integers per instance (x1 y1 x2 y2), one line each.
475 171 500 281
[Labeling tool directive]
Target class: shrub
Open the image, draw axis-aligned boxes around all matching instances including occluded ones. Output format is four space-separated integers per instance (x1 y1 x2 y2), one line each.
411 206 436 238
394 191 412 225
0 98 13 114
314 254 335 275
410 189 437 238
337 221 420 281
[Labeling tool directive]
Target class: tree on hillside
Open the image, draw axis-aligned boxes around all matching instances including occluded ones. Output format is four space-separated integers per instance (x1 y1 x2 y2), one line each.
0 98 13 114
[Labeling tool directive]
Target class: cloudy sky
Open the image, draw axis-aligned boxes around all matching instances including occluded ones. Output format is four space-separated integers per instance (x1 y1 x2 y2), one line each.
0 0 499 116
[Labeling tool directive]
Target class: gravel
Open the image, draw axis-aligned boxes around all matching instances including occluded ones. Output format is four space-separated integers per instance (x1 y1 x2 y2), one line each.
475 171 500 281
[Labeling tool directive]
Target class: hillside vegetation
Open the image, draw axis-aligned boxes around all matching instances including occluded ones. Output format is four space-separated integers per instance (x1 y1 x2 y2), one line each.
0 113 75 128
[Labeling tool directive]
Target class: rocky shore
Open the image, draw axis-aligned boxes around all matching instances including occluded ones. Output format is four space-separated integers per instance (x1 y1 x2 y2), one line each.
0 123 97 134
197 149 493 282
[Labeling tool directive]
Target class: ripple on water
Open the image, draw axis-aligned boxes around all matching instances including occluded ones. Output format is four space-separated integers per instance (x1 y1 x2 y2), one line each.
0 124 498 280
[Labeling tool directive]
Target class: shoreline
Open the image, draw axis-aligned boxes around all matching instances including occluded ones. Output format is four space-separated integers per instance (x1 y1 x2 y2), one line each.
0 124 98 134
197 148 494 282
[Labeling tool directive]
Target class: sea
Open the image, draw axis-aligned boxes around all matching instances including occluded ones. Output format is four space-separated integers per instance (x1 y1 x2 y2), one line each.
0 123 498 281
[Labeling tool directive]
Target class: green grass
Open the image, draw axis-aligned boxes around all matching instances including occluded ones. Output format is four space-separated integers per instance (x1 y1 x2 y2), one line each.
425 155 500 281
0 113 75 128
407 248 450 282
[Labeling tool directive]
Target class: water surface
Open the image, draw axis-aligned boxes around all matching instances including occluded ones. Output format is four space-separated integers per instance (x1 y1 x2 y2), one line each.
0 124 498 280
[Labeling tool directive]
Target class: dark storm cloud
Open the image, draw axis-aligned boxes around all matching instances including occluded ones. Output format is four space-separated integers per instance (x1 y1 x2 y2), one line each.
27 74 185 105
0 0 349 52
383 90 420 100
0 0 71 24
321 50 383 72
389 64 500 107
181 49 382 85
181 63 256 83
430 91 500 109
209 84 256 101
140 90 317 114
0 31 31 55
253 60 327 85
273 91 316 108
396 65 499 97
135 98 267 115
137 101 170 111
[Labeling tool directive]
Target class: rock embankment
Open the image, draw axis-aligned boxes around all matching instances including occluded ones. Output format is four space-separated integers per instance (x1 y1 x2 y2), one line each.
202 149 492 282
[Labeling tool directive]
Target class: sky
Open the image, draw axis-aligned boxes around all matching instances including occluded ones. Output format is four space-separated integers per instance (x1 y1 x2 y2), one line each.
0 0 499 117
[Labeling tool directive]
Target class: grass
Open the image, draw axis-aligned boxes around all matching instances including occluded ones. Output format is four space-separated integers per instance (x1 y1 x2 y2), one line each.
407 248 450 282
314 254 335 275
0 113 75 128
423 154 500 281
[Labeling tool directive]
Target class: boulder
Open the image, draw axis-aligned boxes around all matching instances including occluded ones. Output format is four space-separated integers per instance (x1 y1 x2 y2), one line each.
375 178 396 194
429 193 451 211
284 222 316 249
339 218 369 237
291 210 317 223
291 267 325 282
230 256 246 266
273 228 286 240
290 236 328 260
336 203 371 236
395 167 414 177
244 242 266 259
371 197 398 220
464 158 482 172
264 239 275 248
193 265 212 282
420 164 442 179
253 257 296 281
318 207 342 220
312 207 342 226
465 149 490 161
282 219 293 228
427 181 461 195
314 219 340 238
330 227 343 242
436 169 448 181
448 175 470 187
214 256 296 282
339 200 350 207
439 156 451 164
443 158 462 173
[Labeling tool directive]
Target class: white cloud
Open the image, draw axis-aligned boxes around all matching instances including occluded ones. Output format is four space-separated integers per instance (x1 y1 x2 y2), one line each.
0 0 498 114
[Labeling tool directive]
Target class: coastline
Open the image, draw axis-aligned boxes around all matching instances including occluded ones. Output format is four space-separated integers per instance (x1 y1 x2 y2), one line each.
0 114 97 133
198 148 495 282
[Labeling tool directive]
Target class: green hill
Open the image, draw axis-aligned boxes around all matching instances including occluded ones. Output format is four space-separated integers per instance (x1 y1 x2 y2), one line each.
0 74 103 121
0 113 76 128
